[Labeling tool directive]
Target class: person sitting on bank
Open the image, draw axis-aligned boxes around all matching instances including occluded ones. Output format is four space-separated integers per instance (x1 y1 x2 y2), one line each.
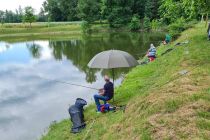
94 75 113 111
147 44 156 62
207 23 210 41
163 34 171 45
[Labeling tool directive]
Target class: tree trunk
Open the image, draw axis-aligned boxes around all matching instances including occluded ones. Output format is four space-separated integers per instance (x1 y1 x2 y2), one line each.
201 14 204 22
206 13 209 27
30 22 32 28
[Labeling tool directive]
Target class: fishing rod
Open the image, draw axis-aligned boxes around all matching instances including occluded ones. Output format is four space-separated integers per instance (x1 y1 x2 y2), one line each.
37 75 99 91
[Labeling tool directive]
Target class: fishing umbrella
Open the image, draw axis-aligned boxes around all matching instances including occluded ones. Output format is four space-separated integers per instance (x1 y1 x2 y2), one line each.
88 50 139 99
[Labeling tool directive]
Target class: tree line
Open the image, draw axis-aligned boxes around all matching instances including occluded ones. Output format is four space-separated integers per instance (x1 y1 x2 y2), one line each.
0 0 209 29
0 6 47 25
43 0 210 25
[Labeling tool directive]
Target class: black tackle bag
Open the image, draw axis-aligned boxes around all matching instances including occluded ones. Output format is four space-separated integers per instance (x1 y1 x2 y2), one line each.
68 98 87 133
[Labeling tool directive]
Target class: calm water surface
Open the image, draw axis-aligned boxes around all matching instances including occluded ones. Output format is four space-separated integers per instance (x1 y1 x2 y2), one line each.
0 32 164 140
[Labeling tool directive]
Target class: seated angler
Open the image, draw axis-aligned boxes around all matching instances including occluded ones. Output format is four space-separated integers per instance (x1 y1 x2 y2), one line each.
147 44 156 62
163 34 171 45
93 75 113 112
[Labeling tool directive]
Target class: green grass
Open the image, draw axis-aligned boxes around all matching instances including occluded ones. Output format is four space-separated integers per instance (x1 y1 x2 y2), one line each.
0 22 110 42
41 22 210 140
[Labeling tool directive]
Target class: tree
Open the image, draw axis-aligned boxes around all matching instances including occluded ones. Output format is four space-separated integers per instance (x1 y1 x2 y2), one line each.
129 14 141 31
143 16 151 31
145 0 160 20
106 0 133 27
23 6 36 28
4 10 16 23
43 0 64 21
37 7 47 22
42 0 80 21
131 0 146 19
195 0 210 26
159 0 184 24
60 0 80 21
0 7 23 23
15 6 23 22
0 10 5 26
78 0 101 23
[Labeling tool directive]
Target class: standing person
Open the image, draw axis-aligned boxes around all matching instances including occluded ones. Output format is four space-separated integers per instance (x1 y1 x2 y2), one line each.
93 75 113 112
147 44 156 62
207 23 210 41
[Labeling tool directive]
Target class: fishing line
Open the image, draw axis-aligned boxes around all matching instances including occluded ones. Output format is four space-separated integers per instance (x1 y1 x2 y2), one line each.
36 75 99 91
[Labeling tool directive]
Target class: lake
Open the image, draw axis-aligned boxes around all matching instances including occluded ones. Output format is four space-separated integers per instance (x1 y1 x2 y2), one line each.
0 32 164 140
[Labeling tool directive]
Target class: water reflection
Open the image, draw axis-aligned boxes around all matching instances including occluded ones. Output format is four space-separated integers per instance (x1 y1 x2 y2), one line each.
27 42 42 59
27 32 163 83
0 32 164 140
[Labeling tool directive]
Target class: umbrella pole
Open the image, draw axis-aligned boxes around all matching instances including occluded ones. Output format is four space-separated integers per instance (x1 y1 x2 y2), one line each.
112 68 115 102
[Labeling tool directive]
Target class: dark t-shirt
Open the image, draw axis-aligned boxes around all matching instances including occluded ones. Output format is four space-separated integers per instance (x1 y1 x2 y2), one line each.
104 82 114 100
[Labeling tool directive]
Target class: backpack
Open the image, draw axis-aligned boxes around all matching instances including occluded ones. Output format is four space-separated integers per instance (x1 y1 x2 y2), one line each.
99 104 110 113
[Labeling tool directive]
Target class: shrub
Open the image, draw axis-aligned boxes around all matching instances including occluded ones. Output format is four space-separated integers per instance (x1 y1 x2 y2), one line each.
168 18 198 38
129 15 141 31
168 17 186 37
143 16 151 31
151 19 161 31
81 20 92 33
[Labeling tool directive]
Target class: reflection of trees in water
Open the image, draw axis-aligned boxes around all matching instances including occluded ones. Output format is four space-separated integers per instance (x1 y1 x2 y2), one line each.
26 42 42 58
27 32 164 83
48 39 100 83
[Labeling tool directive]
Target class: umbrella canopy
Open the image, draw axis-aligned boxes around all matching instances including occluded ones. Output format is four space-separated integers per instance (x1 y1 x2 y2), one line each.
88 50 138 101
88 50 138 69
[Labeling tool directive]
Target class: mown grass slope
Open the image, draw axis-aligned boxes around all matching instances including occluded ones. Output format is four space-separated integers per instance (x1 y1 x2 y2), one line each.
41 23 210 140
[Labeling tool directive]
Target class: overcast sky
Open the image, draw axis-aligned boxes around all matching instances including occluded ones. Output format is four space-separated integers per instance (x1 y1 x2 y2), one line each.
0 0 45 13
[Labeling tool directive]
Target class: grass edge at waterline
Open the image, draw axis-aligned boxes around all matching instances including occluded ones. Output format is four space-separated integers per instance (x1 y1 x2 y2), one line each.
0 22 110 42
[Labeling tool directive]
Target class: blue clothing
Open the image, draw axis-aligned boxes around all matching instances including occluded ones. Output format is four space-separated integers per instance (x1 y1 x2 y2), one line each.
93 81 113 110
148 47 156 57
103 82 114 99
94 94 109 109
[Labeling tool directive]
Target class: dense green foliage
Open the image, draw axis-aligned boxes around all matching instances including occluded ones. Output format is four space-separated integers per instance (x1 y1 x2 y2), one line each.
0 6 23 23
129 15 141 31
78 0 101 23
42 0 80 21
0 0 209 31
0 6 46 23
42 0 209 29
159 0 210 24
143 16 151 31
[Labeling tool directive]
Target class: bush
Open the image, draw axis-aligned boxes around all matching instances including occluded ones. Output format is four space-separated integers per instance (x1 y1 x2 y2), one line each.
129 15 141 31
151 19 161 31
168 18 186 37
143 16 151 31
81 21 92 33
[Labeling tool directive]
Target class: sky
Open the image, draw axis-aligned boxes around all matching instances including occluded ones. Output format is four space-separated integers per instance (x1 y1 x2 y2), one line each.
0 0 45 13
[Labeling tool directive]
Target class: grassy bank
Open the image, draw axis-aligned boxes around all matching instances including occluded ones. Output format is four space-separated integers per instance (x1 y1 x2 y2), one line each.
41 22 210 140
0 22 109 42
